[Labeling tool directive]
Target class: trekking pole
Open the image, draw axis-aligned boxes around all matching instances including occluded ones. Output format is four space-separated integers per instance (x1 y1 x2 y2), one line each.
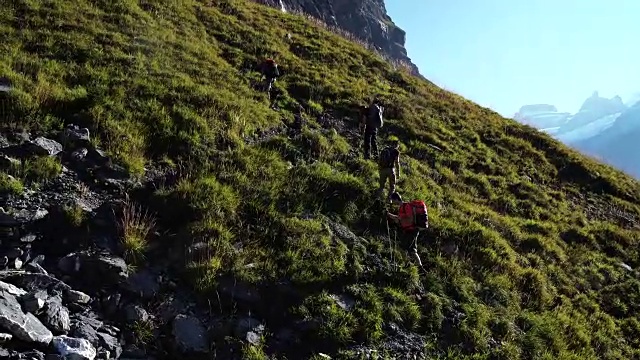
385 216 396 270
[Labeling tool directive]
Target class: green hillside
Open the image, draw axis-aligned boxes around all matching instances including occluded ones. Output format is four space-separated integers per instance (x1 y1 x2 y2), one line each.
2 0 640 359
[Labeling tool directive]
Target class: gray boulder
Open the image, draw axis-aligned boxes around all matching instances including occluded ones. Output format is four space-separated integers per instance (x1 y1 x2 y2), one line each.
59 253 129 285
71 316 121 359
0 290 53 345
64 290 91 305
25 263 48 275
30 137 63 156
2 272 71 294
62 125 90 144
11 208 49 224
43 295 70 334
0 280 26 297
53 335 96 360
16 350 45 359
125 270 159 299
21 289 48 313
172 315 208 353
124 304 149 323
84 255 129 285
58 253 82 274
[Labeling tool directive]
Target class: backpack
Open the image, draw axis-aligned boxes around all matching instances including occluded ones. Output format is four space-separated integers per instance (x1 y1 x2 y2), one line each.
409 200 429 230
264 59 280 78
368 103 383 128
379 147 398 168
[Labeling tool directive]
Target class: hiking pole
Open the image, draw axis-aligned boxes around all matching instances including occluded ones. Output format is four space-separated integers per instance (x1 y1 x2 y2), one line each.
385 216 396 270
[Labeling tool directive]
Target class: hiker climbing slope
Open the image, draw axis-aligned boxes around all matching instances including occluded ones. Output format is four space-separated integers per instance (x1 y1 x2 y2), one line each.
386 192 428 268
377 137 401 202
360 96 384 160
260 58 280 99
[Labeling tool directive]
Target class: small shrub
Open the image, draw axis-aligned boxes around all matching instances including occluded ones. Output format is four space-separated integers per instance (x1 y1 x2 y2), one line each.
242 343 267 360
62 202 86 228
0 173 23 195
23 156 62 182
421 293 444 332
130 320 155 346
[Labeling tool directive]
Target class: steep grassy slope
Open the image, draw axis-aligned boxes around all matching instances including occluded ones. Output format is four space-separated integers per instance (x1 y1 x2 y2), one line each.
2 0 640 359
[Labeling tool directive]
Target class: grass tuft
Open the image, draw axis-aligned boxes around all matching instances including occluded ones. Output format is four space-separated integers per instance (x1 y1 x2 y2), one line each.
118 200 156 264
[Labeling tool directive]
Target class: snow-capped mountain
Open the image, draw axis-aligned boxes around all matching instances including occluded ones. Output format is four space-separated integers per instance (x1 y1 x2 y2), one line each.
574 103 640 178
514 104 571 129
515 91 640 178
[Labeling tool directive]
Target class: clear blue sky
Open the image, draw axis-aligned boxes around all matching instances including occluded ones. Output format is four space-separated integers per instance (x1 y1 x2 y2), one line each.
386 0 640 117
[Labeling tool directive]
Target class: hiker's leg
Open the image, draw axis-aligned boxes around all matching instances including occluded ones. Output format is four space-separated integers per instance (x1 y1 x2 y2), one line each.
378 167 389 197
389 168 397 195
371 128 379 158
267 78 274 99
363 130 372 159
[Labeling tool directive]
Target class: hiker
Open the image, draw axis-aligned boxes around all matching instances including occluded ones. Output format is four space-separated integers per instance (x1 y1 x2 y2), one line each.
289 104 306 136
377 137 401 202
260 58 280 97
386 192 428 268
359 96 384 160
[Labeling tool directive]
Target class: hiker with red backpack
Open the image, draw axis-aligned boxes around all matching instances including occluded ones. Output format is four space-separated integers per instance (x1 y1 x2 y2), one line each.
260 58 280 98
359 96 384 160
386 192 428 268
377 137 401 202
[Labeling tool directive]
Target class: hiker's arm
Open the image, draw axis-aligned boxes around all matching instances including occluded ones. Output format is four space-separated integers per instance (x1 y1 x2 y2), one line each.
395 155 401 178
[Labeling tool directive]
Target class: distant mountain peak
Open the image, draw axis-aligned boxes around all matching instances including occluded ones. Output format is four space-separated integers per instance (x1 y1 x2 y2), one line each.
578 91 626 114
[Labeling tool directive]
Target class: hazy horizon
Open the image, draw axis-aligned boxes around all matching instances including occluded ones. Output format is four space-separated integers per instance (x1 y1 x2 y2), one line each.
386 0 640 117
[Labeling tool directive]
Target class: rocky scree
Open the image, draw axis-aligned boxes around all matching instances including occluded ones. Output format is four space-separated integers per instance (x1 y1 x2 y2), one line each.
0 127 211 359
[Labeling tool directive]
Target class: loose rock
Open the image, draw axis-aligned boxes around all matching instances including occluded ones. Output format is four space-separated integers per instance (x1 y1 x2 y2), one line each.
125 270 159 300
64 290 91 305
21 289 48 313
25 263 48 275
31 137 63 157
43 295 71 334
71 316 122 359
0 290 53 345
53 335 97 360
124 304 149 323
235 317 265 346
0 280 27 297
172 314 208 353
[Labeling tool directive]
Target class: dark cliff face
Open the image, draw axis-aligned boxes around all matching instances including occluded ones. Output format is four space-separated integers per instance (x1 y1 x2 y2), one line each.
259 0 420 75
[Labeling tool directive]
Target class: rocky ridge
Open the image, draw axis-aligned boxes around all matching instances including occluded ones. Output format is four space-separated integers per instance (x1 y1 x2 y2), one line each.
255 0 420 75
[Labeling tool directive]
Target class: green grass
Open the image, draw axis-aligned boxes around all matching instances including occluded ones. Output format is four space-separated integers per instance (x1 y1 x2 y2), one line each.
1 155 62 184
2 0 640 358
0 173 23 195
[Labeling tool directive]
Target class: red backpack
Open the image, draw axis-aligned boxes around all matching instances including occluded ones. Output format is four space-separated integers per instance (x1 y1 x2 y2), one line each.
398 200 429 231
409 200 429 230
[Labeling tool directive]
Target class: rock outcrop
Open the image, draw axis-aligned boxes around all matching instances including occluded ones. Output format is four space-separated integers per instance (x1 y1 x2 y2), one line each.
257 0 420 75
